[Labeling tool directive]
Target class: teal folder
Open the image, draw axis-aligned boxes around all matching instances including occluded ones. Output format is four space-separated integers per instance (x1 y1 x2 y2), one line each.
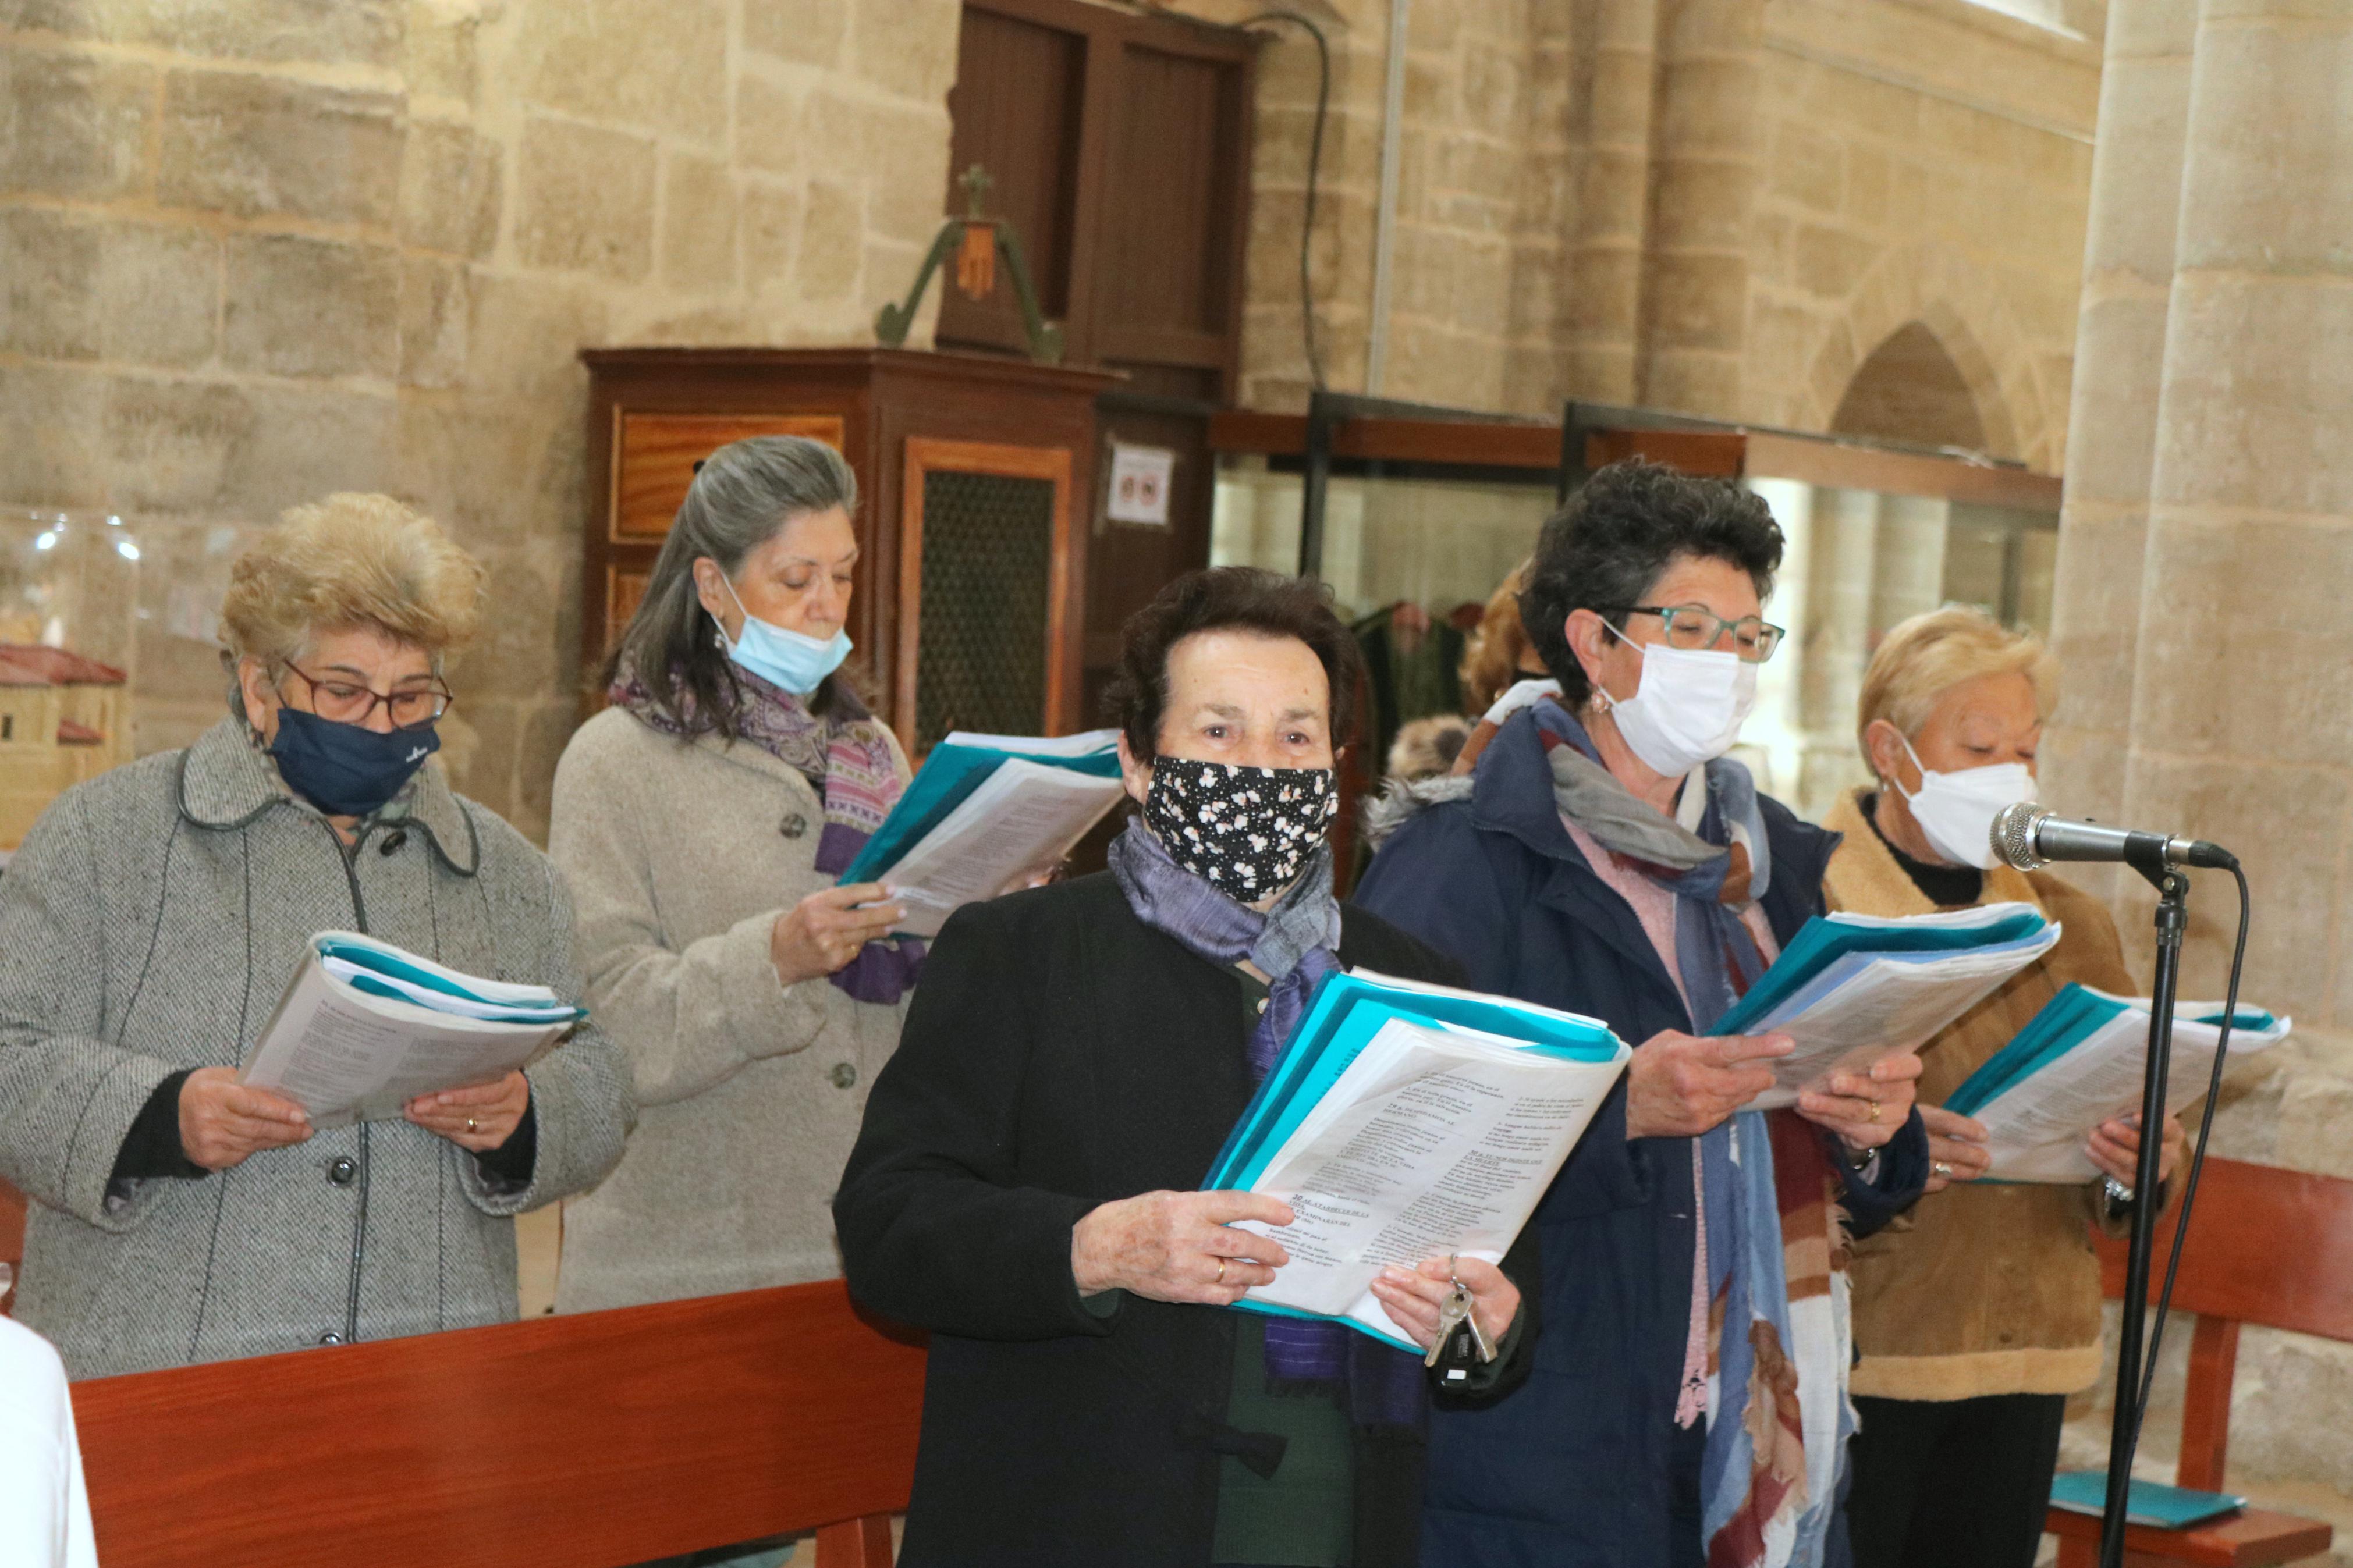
1710 905 2053 1037
1945 985 2280 1119
315 934 584 1025
2046 1470 2246 1529
837 731 1120 886
1202 970 1623 1193
1202 969 1626 1352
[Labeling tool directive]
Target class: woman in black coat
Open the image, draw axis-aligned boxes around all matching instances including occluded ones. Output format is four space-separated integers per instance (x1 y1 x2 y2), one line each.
835 569 1536 1568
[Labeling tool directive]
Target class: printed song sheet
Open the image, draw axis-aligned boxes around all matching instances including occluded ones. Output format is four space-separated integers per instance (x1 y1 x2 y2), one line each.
240 954 570 1129
878 759 1128 938
1228 1016 1624 1338
1961 998 2289 1181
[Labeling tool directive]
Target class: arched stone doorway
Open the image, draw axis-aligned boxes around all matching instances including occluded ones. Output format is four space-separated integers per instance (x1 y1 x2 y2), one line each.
1830 321 1989 453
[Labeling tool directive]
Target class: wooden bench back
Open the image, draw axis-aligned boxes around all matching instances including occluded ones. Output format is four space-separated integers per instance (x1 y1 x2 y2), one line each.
71 1278 925 1568
2094 1156 2353 1490
0 1176 22 1314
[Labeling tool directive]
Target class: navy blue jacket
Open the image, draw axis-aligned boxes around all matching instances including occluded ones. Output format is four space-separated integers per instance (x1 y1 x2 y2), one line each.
1353 710 1929 1568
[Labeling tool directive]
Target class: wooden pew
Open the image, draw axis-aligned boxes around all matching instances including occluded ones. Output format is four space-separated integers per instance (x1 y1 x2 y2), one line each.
2046 1156 2352 1568
0 1175 22 1314
71 1278 924 1568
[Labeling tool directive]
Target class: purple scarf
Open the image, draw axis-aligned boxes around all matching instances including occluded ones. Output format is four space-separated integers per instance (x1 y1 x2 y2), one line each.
609 659 923 1004
1107 820 1428 1432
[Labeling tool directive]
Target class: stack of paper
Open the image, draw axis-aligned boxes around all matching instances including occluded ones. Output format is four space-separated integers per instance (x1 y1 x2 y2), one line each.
839 729 1128 938
1709 904 2063 1109
1207 970 1631 1350
239 932 586 1128
1943 985 2290 1182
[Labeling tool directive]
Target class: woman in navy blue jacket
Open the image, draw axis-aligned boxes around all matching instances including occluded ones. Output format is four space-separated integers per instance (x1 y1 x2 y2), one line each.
1355 461 1930 1568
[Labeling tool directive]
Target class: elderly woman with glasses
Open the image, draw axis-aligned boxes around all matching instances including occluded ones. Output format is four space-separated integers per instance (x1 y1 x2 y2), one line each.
0 493 631 1378
1355 460 1930 1568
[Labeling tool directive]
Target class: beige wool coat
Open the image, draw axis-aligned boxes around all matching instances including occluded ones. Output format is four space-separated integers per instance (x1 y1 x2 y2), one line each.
547 706 911 1313
1823 788 2142 1403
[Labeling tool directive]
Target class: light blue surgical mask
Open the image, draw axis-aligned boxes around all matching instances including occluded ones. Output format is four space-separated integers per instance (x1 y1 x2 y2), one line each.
715 574 851 695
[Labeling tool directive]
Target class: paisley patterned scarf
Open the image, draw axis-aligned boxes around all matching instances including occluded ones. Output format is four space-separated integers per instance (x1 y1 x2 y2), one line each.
609 657 923 1004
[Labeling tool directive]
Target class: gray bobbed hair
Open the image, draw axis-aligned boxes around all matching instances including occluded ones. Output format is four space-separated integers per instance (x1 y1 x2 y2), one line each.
604 435 860 736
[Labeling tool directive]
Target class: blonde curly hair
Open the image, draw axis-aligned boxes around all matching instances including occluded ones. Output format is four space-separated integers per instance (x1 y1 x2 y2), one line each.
220 493 485 670
1856 605 2057 767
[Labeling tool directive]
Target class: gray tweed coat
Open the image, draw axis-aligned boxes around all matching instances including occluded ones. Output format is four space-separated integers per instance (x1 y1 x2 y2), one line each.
0 718 633 1379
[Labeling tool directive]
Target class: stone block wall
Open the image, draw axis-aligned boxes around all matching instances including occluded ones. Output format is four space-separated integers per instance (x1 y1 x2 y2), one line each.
1235 0 2100 474
0 0 957 842
2042 0 2353 1551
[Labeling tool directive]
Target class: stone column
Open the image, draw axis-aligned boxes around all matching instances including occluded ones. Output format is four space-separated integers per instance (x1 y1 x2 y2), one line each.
1634 0 1768 418
2046 0 2353 1524
2042 0 2199 884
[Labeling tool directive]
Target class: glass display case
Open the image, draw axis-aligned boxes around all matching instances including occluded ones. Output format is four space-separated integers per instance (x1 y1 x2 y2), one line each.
0 509 269 859
0 509 142 856
1208 397 2063 847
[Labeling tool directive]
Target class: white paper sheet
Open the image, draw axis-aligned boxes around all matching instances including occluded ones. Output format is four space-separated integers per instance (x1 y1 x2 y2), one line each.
1968 999 2290 1182
1744 926 2063 1109
1228 1016 1626 1339
879 759 1128 938
239 953 570 1128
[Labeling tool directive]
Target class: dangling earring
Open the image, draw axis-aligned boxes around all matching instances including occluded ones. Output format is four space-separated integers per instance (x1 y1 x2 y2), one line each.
1589 688 1613 714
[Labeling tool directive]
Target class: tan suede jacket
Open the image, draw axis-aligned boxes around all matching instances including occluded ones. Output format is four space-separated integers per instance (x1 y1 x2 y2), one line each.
1823 788 2138 1402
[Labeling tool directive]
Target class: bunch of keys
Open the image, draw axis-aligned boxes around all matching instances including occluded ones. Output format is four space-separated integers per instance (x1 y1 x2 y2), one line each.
1424 1255 1497 1375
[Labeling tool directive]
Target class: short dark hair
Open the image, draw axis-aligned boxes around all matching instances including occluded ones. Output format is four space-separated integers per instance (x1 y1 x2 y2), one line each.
1104 567 1364 759
1520 458 1784 708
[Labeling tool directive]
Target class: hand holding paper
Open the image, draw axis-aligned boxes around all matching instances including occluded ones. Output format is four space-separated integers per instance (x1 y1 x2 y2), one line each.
178 1068 312 1172
1623 1030 1792 1139
1205 970 1630 1352
1942 985 2288 1182
1071 1189 1296 1305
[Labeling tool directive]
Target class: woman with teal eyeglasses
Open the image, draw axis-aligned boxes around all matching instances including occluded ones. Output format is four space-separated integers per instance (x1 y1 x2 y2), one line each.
548 438 919 1393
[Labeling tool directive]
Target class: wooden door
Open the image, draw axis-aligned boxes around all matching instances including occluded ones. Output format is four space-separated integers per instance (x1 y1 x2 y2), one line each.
896 437 1077 756
943 0 1255 723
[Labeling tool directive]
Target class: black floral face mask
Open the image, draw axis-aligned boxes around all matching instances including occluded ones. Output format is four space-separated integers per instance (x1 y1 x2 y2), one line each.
1142 757 1338 897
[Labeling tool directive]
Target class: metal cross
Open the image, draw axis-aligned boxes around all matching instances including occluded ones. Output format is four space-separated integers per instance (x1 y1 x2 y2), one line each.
957 163 993 220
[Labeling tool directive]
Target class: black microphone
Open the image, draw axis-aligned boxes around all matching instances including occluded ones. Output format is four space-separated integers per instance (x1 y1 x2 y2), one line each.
1989 802 2237 873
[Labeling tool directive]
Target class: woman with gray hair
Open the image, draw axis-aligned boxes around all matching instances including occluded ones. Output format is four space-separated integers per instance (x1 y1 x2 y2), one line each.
548 435 916 1321
0 493 631 1378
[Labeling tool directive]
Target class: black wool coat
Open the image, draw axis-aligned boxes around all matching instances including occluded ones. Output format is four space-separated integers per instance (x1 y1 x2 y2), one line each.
833 871 1536 1568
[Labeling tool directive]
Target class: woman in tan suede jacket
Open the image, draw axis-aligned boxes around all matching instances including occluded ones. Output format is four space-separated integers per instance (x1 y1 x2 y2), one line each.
1826 607 2185 1568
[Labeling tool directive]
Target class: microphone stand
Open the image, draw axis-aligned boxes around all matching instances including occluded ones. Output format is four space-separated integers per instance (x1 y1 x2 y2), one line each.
2099 854 2190 1568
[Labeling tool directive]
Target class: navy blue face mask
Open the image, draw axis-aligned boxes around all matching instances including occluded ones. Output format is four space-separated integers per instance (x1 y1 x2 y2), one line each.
268 706 441 818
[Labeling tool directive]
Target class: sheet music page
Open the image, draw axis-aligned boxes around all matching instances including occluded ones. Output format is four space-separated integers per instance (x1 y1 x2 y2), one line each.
1744 928 2061 1110
879 759 1127 938
1227 1017 1625 1319
1970 1003 2290 1181
239 956 567 1129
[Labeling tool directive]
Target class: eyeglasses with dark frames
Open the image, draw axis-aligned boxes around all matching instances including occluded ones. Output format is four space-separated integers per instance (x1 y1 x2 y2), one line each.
281 662 455 730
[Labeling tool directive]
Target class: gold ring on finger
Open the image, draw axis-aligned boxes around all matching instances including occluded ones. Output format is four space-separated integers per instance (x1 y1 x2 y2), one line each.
1933 1160 1954 1179
466 1117 478 1133
1215 1257 1227 1285
1867 1100 1882 1122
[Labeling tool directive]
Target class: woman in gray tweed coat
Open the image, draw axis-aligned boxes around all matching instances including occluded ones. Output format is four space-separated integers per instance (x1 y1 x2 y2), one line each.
0 493 632 1379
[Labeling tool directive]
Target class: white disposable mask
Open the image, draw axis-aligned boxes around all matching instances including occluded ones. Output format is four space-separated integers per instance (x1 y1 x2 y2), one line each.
1599 625 1758 778
1892 735 2036 870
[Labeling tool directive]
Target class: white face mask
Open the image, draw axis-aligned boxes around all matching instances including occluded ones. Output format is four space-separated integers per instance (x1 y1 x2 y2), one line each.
1891 734 2036 870
1599 627 1758 778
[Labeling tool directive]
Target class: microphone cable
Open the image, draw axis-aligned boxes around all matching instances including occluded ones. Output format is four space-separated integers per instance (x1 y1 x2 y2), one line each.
2125 859 2253 1453
1237 11 1332 390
